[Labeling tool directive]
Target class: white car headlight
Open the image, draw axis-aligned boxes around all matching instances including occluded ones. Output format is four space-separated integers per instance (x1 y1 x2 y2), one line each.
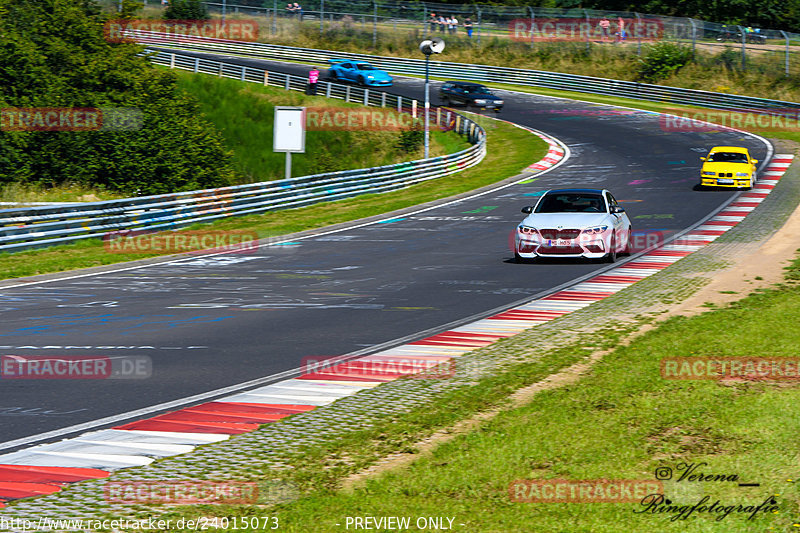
581 225 608 235
736 172 749 177
518 226 539 235
702 171 716 176
495 100 504 104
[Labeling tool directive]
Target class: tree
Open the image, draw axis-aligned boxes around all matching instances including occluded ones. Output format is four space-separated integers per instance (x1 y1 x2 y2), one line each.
0 0 234 194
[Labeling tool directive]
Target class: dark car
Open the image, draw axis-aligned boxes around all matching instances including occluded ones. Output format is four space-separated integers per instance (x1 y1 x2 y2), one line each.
439 81 504 112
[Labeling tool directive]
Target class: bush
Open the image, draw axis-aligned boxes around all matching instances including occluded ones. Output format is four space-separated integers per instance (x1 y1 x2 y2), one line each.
712 47 742 72
163 0 208 20
635 42 694 83
396 127 424 153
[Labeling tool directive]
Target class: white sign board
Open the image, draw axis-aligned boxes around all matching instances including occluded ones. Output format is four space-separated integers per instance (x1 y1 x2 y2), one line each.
273 107 305 153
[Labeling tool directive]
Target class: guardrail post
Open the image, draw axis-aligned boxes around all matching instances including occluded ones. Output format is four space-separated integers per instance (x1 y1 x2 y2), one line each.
477 7 482 45
528 6 535 48
635 12 642 55
194 57 200 73
218 62 223 77
326 81 332 97
363 88 369 105
241 66 246 81
739 25 746 70
170 53 175 69
397 95 402 112
436 106 440 125
346 86 351 102
781 30 790 76
285 73 290 90
584 10 590 54
264 71 269 85
412 100 417 118
381 91 386 107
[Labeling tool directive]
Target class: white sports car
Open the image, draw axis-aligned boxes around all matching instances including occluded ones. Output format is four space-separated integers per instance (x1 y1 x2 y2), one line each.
514 188 632 263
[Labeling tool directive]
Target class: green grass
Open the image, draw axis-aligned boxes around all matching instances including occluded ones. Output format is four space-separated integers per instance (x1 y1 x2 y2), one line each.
154 256 800 533
172 69 468 183
0 116 546 280
0 182 124 203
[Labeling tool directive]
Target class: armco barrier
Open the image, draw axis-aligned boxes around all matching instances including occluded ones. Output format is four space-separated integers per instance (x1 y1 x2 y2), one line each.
133 31 800 115
0 52 485 254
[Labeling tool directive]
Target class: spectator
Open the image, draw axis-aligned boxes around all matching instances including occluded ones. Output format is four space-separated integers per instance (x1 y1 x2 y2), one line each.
293 2 303 21
307 67 320 95
450 15 458 35
438 14 446 32
599 16 610 42
463 17 473 38
616 17 626 43
429 12 438 33
285 3 295 16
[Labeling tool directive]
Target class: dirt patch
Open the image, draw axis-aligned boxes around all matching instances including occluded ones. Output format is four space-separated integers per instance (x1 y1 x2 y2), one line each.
340 349 609 491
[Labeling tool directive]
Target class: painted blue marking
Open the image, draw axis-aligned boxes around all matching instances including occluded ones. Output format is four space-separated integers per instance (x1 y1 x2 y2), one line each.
377 218 406 224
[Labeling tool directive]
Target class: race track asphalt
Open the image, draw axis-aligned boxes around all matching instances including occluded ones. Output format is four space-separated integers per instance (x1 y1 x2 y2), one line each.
0 51 770 451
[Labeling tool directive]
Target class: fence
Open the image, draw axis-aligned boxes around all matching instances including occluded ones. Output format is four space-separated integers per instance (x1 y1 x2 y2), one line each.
130 31 800 115
118 0 800 76
0 51 485 254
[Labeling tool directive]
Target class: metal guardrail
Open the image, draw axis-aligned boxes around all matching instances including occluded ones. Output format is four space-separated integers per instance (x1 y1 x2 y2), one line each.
0 51 485 254
135 31 800 114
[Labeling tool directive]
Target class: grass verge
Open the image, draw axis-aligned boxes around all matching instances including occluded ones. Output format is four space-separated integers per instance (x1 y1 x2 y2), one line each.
171 69 469 183
160 254 800 533
0 117 545 280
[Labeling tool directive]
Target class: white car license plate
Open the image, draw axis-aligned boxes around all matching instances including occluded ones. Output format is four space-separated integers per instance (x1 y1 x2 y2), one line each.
717 179 733 184
550 239 573 246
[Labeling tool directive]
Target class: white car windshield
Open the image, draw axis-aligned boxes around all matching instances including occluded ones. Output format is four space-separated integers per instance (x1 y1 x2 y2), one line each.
535 194 605 213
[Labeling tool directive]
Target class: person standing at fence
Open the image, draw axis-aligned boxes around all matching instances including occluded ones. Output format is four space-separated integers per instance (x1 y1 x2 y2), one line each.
438 14 446 32
616 17 626 43
286 3 295 16
450 15 458 35
294 2 303 21
599 16 610 42
307 67 320 95
463 17 473 38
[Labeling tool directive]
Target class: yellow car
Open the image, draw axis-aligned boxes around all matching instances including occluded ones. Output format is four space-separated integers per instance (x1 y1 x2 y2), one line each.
700 146 759 189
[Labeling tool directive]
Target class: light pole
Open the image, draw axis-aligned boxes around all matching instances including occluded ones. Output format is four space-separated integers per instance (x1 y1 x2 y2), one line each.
419 37 444 159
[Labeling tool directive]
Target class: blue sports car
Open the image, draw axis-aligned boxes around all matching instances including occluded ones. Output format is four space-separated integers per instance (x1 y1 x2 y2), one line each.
327 59 393 87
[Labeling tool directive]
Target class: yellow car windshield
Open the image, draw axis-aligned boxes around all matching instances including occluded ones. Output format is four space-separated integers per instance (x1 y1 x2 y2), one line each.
708 152 748 163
